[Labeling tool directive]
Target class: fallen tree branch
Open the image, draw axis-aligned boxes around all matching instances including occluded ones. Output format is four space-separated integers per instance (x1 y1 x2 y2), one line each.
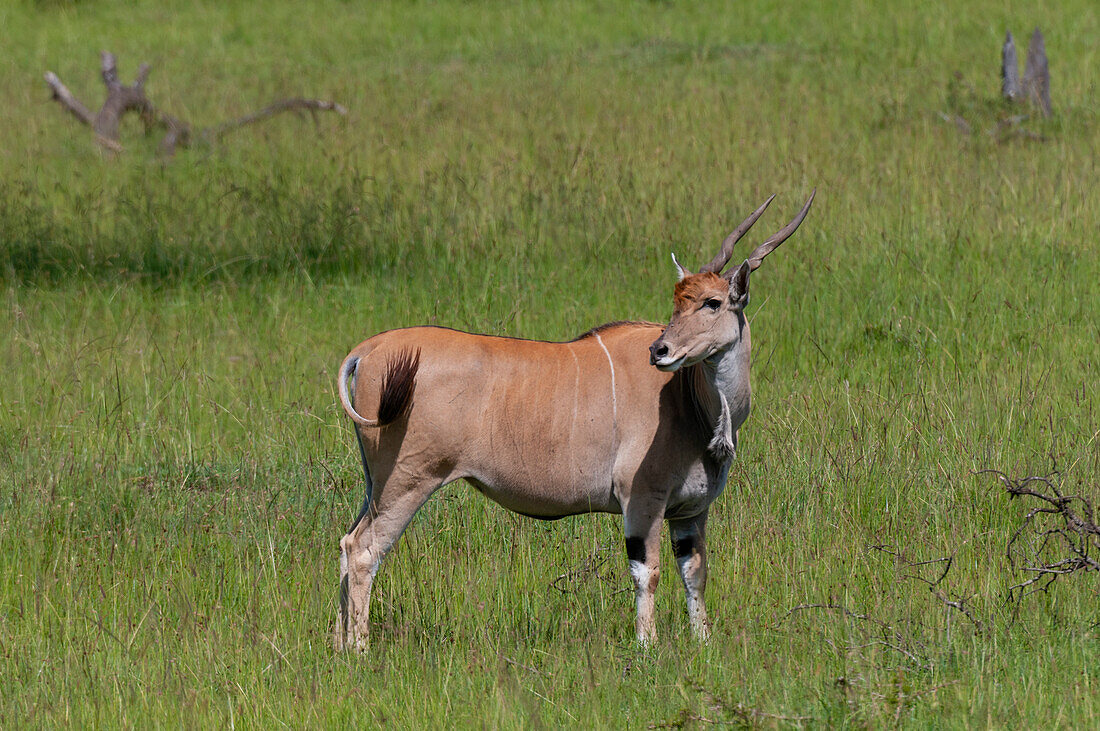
649 683 813 728
549 543 626 596
868 544 984 632
93 52 154 141
980 470 1100 604
44 71 95 126
204 98 349 140
780 601 932 671
44 51 346 158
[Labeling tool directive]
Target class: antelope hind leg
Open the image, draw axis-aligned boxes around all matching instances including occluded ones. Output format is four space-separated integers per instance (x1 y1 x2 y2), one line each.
336 478 439 652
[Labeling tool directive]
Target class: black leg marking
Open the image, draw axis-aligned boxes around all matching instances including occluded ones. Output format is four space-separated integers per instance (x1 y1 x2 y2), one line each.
625 536 646 564
672 534 697 559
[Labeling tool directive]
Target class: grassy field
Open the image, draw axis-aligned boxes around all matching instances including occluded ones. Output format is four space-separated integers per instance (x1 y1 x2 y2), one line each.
3 0 1099 726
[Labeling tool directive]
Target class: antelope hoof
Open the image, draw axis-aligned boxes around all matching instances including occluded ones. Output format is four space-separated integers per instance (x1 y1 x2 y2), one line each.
636 626 658 648
335 619 370 653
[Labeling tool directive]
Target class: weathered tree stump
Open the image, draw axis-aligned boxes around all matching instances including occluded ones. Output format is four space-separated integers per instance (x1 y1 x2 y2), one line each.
45 51 347 157
1001 28 1052 117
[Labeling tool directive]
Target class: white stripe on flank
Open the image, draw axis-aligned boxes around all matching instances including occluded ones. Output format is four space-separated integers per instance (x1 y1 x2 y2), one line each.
567 344 580 490
568 345 580 427
593 333 618 425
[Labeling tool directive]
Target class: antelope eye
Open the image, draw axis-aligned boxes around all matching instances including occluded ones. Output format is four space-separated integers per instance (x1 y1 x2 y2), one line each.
703 298 722 311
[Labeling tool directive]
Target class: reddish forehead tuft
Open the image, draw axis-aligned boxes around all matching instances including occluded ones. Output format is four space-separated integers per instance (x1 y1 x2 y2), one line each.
673 272 726 309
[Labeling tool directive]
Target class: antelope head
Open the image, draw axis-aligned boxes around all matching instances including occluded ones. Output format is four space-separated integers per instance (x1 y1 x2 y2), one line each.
649 191 815 372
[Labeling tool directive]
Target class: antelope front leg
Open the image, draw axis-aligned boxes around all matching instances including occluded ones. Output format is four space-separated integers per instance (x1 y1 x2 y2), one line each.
624 503 664 645
669 512 709 641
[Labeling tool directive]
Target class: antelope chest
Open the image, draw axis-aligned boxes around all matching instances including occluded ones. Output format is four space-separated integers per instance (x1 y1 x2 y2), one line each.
665 458 731 520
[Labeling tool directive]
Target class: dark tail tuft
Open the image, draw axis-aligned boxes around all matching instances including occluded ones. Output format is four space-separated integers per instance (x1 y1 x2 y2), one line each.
377 347 420 425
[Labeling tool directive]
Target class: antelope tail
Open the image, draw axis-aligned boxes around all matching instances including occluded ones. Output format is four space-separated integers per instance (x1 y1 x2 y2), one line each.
338 348 421 427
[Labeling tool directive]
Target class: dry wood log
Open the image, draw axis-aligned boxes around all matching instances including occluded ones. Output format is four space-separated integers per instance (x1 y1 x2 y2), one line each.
44 51 347 157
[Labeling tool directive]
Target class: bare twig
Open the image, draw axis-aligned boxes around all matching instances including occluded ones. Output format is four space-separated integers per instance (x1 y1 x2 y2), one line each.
498 652 550 678
930 587 982 629
204 98 349 140
981 470 1100 604
649 684 812 728
988 115 1046 143
550 544 626 595
781 601 932 671
784 602 874 625
868 544 984 632
938 111 972 135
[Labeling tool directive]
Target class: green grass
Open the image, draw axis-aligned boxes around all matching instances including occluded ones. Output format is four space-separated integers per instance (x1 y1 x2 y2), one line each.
2 0 1100 726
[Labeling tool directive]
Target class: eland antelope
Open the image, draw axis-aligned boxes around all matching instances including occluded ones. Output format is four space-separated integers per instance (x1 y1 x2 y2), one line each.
336 190 815 649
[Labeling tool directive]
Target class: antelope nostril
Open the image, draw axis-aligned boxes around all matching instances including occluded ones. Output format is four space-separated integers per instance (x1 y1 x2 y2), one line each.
651 342 669 359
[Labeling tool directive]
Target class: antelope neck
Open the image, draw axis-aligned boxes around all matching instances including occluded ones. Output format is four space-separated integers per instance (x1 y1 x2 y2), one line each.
689 337 750 461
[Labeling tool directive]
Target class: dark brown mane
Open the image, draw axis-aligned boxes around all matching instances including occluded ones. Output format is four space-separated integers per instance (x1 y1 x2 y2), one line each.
571 320 659 342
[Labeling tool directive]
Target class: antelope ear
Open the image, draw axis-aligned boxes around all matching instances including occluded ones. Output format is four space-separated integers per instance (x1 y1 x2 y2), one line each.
671 252 690 282
725 260 750 309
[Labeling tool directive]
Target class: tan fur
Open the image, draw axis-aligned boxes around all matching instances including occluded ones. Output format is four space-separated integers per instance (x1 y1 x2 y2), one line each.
335 192 814 649
672 272 727 311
